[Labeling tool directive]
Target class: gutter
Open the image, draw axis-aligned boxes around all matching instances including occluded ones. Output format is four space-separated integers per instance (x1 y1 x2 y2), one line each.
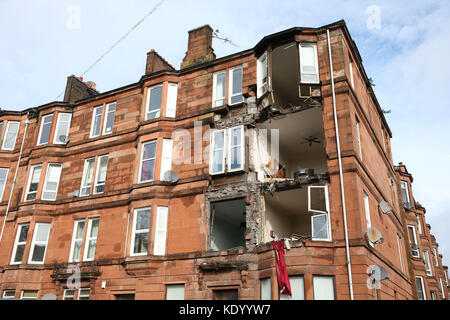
0 114 29 246
327 29 354 300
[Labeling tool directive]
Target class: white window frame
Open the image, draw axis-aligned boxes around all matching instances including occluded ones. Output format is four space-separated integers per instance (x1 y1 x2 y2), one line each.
423 250 432 276
28 222 51 265
102 102 116 135
433 248 439 267
146 84 163 120
53 113 72 144
25 164 43 202
2 121 20 151
401 181 410 204
408 225 420 258
63 289 75 300
2 290 15 299
397 234 405 274
154 206 169 256
68 220 86 263
257 52 268 98
416 276 426 300
130 208 151 257
166 83 178 118
0 167 9 201
349 61 354 88
80 158 95 197
90 106 103 138
37 114 54 146
363 191 373 247
280 276 305 301
41 163 62 201
10 223 30 265
93 155 109 195
83 218 99 262
160 139 174 181
78 288 90 300
313 276 335 300
356 117 362 160
229 66 243 105
299 43 320 84
166 284 185 300
260 278 271 300
308 185 332 242
227 126 245 173
439 278 445 298
210 129 226 175
139 141 157 183
416 215 422 234
212 70 226 108
20 290 38 300
444 270 448 287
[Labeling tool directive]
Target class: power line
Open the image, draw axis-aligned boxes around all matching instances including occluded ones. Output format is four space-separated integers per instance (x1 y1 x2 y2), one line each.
55 0 166 100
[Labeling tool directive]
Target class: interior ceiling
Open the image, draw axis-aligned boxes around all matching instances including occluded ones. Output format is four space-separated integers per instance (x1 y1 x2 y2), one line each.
259 107 326 161
265 188 308 217
212 199 246 226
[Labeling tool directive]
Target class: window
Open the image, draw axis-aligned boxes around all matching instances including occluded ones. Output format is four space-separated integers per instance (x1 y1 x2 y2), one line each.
433 248 439 267
11 223 30 265
115 294 135 300
400 181 410 205
20 290 38 300
214 289 238 300
93 155 109 194
416 215 422 234
229 66 243 105
28 223 51 264
41 163 62 201
78 288 90 300
37 114 54 145
80 158 95 196
308 186 331 241
54 113 72 144
423 250 432 276
444 270 448 286
299 43 319 84
146 85 163 120
160 139 174 181
166 284 185 300
397 234 405 274
439 278 445 298
154 207 169 256
2 121 20 150
430 291 438 300
102 102 116 135
257 52 268 98
0 168 9 201
166 83 178 118
90 106 103 138
63 289 75 300
83 218 99 261
356 117 362 160
131 208 151 256
2 290 15 299
416 276 426 300
313 276 335 300
280 276 305 300
363 192 373 247
407 225 419 257
212 71 226 108
69 220 85 262
260 278 271 300
25 164 42 201
349 61 355 88
210 126 245 175
139 141 157 183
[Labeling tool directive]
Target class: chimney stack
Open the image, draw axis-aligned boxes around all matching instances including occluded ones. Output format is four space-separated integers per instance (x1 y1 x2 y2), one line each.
181 25 216 69
145 49 175 75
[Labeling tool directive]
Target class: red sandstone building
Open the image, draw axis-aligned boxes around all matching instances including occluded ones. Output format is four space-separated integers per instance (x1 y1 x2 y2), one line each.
0 20 448 300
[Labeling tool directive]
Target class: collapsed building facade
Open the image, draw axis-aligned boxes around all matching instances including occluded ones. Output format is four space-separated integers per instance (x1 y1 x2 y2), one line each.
0 20 448 300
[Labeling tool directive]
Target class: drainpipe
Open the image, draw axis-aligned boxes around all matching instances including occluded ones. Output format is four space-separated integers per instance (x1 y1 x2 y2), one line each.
0 114 29 246
327 29 354 300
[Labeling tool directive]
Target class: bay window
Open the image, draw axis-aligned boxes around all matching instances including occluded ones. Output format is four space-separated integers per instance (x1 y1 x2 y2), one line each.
69 220 86 262
41 163 62 201
90 106 103 138
102 102 116 135
308 186 331 241
213 71 226 108
37 114 54 145
83 218 99 261
154 206 169 256
2 121 20 150
0 168 9 201
257 52 268 98
54 113 72 144
139 141 157 183
229 66 243 105
28 222 51 264
299 43 319 84
131 208 151 256
210 126 244 175
93 155 109 194
10 223 30 265
146 85 163 120
25 164 43 201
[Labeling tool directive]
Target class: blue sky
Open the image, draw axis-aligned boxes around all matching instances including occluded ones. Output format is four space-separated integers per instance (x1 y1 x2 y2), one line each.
1 0 449 267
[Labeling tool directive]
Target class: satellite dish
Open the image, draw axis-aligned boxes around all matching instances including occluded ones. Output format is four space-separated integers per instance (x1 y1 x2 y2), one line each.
365 227 384 245
163 171 179 184
41 293 57 300
368 265 389 282
379 201 393 215
411 243 419 251
59 135 69 144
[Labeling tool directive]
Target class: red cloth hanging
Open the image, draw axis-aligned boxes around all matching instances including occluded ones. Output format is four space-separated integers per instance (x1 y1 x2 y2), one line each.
272 240 292 297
